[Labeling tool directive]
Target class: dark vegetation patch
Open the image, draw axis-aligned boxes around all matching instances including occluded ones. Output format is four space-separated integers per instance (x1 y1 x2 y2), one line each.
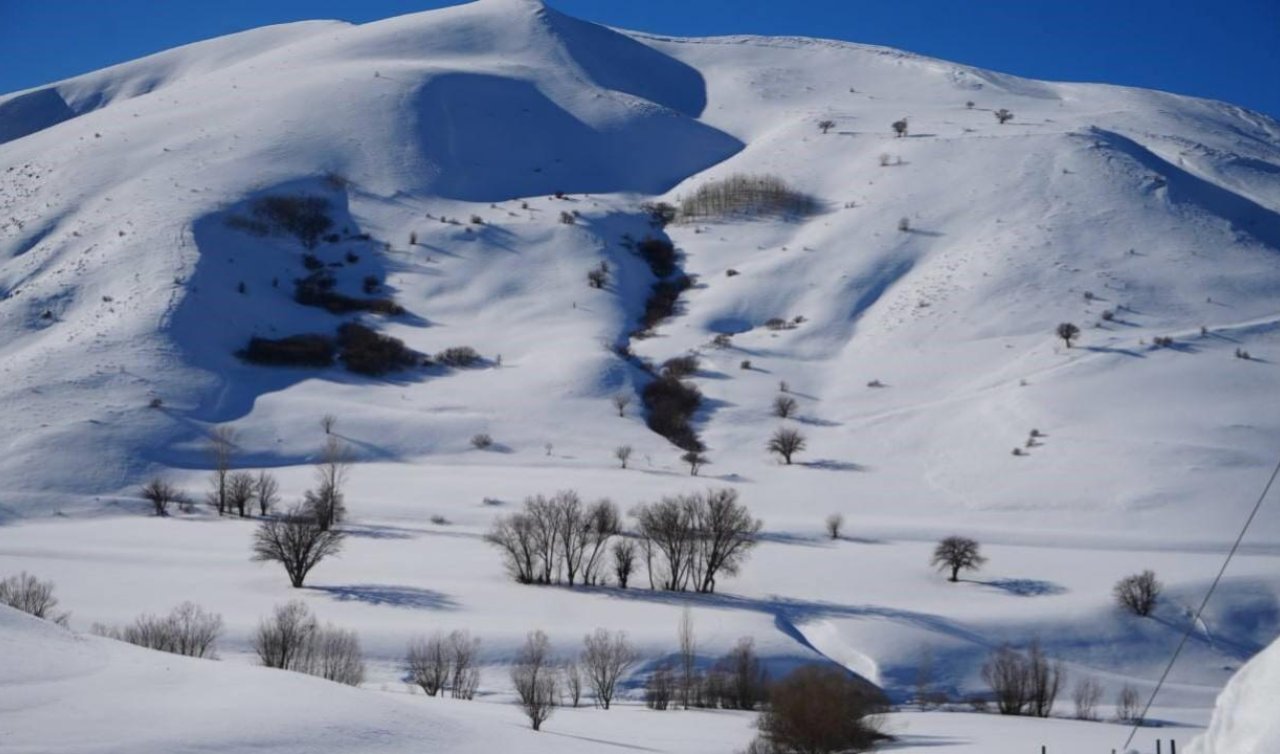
295 272 404 316
337 323 417 376
636 237 678 278
642 377 703 452
678 174 819 220
250 195 333 248
239 334 336 367
637 275 692 334
436 346 481 368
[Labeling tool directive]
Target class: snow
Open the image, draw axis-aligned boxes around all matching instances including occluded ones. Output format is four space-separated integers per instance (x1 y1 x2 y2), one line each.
1189 634 1280 754
1 0 1279 751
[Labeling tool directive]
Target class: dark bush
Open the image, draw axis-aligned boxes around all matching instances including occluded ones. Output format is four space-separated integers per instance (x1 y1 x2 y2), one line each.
753 665 888 753
678 175 819 220
636 238 678 278
295 273 403 316
337 323 416 375
251 196 333 248
241 334 336 367
639 275 692 332
641 202 678 227
437 346 481 368
662 355 700 379
643 376 703 451
302 254 324 271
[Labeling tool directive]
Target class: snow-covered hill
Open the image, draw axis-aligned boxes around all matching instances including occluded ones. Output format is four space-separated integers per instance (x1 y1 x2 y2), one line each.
2 0 1278 750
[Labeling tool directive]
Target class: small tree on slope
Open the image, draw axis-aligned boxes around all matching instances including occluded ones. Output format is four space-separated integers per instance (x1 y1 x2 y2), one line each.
931 536 986 582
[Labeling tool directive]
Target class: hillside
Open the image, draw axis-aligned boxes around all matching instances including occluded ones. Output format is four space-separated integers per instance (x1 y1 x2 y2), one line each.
1 0 1278 750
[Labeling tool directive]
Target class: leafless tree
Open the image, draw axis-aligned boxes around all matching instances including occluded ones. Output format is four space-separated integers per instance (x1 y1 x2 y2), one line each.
682 450 708 476
512 630 557 731
486 509 540 584
982 644 1029 715
587 266 608 289
449 630 481 699
305 624 365 686
767 427 806 465
582 628 639 709
1116 684 1143 724
612 393 632 417
251 504 345 588
772 395 798 419
407 634 452 696
554 491 589 586
614 445 633 469
931 536 987 582
207 425 236 515
689 488 762 594
995 108 1014 124
720 637 769 710
752 665 886 754
1072 677 1102 721
563 660 583 707
320 414 337 435
0 572 68 624
141 477 179 516
632 496 696 591
645 662 675 710
612 538 636 588
255 600 318 669
818 119 835 134
228 471 256 518
581 500 621 585
1056 322 1080 348
892 117 909 137
310 436 351 530
1026 639 1065 718
1114 570 1161 617
527 494 563 585
255 471 279 516
678 608 697 709
678 174 819 220
825 513 844 540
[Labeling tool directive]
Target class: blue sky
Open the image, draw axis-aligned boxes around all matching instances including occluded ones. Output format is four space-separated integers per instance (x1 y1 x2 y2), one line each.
2 0 1277 118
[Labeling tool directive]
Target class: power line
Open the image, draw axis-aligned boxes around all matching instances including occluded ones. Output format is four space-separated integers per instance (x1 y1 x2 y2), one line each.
1121 450 1280 752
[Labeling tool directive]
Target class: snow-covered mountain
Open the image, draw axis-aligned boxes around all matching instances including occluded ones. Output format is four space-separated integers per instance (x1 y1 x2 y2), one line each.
2 0 1278 750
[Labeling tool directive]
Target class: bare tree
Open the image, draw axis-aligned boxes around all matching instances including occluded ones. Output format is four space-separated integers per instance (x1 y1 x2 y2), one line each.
320 414 337 435
0 572 68 624
767 427 806 464
251 505 345 588
448 630 481 700
994 108 1014 124
645 662 675 710
632 496 696 591
818 119 835 134
587 266 608 289
141 477 179 516
682 450 708 476
228 471 256 518
690 488 762 594
678 608 697 709
255 471 279 516
1026 639 1064 718
772 395 799 419
554 491 590 587
306 624 365 686
310 436 351 530
207 425 236 515
563 660 583 707
612 393 631 417
931 536 987 582
612 539 636 588
407 634 452 696
512 630 557 731
1056 322 1080 348
982 644 1029 715
614 445 633 469
581 500 620 585
720 637 769 710
752 665 886 754
825 513 844 540
581 628 639 709
1114 570 1161 617
486 509 540 584
1072 677 1102 721
255 600 318 669
892 117 909 137
1116 684 1143 724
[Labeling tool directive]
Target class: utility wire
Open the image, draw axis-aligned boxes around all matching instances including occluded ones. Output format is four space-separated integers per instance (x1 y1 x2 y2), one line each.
1121 450 1280 752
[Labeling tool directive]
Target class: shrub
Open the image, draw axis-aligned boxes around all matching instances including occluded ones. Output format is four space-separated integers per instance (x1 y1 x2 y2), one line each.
662 355 701 379
587 267 608 289
995 108 1014 124
254 601 365 686
560 211 576 225
251 505 345 588
679 175 819 220
471 433 494 450
636 237 679 278
240 334 336 367
141 477 180 516
713 333 732 348
825 514 844 540
773 395 798 419
335 324 414 375
645 663 675 710
640 202 678 227
611 393 631 417
892 118 909 137
818 119 835 134
251 196 333 248
294 273 403 316
1114 570 1161 617
612 539 636 588
931 536 986 582
639 275 692 332
751 665 887 754
614 445 633 469
898 217 911 232
980 640 1063 717
0 572 68 624
1072 677 1102 721
436 346 481 368
1056 322 1080 347
1116 684 1143 724
642 376 703 451
741 360 752 370
765 317 790 331
93 602 223 658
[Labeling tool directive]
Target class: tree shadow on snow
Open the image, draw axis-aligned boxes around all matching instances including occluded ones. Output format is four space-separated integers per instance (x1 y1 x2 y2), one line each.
315 584 458 611
802 459 868 472
976 578 1067 597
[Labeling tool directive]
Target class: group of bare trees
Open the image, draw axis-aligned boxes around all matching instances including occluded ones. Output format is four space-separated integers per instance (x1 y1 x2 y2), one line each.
981 640 1064 717
92 602 223 658
485 491 621 586
406 630 481 699
631 489 763 593
678 174 819 220
0 571 69 625
253 600 365 686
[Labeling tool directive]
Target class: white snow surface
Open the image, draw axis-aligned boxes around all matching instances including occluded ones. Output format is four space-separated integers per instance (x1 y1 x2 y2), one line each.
1189 634 1280 754
2 0 1279 751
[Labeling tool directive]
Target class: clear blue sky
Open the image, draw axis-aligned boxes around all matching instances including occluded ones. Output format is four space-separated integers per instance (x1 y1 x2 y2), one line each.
2 0 1277 118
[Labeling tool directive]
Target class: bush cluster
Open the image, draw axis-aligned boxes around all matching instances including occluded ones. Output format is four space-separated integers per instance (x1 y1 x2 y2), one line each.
338 323 417 375
295 272 403 316
678 175 819 220
250 195 333 248
642 376 703 451
240 334 336 367
639 276 692 333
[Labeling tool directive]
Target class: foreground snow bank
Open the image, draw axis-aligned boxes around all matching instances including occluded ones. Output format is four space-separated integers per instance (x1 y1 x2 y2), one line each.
1189 634 1280 754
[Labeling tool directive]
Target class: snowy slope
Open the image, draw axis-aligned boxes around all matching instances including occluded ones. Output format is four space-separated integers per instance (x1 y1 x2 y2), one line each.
1189 634 1280 754
1 0 1279 751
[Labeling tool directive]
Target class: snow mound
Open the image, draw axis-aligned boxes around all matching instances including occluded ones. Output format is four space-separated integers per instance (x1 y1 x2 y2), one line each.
1189 634 1280 754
